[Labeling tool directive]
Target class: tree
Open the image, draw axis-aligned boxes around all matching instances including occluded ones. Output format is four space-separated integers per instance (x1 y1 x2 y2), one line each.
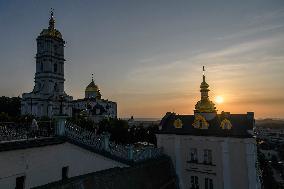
0 96 21 118
258 150 279 188
0 112 10 122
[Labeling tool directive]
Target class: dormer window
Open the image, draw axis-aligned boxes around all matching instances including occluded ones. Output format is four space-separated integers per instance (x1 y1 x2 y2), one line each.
192 115 209 129
199 120 202 128
220 119 232 130
173 118 183 128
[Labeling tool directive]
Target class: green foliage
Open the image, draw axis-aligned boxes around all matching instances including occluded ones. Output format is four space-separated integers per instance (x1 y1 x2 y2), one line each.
67 116 96 131
68 116 158 145
0 112 10 122
0 96 21 118
97 118 158 145
258 150 279 189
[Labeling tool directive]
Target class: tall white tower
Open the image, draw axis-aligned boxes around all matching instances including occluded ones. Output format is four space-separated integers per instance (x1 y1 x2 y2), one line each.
21 11 73 117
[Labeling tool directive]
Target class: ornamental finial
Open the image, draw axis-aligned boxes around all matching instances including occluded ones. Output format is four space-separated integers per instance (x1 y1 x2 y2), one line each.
91 73 94 82
49 8 55 30
203 66 205 82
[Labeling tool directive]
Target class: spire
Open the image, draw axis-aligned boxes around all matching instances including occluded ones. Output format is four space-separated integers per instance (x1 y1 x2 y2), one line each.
200 66 209 91
39 8 62 38
194 66 216 113
48 8 55 30
91 73 94 82
203 66 205 82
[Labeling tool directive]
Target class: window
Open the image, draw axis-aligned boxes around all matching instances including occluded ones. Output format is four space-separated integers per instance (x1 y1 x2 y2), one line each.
190 148 198 163
204 149 212 164
199 120 202 128
190 176 199 189
205 178 213 189
54 63 57 73
62 166 69 180
15 176 25 189
40 62 43 72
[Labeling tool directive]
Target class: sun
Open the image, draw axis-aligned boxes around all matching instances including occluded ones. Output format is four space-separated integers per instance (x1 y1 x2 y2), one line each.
215 96 224 104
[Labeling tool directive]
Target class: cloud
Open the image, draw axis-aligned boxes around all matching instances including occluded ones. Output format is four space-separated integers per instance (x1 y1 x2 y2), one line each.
230 96 284 105
196 36 284 59
216 8 284 40
249 8 284 25
216 24 284 40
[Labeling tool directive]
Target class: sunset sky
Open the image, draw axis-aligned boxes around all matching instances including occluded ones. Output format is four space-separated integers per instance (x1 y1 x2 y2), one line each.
0 0 284 118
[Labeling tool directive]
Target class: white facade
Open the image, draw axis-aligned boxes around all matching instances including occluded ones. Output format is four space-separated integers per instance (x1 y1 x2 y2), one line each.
73 99 117 123
72 78 117 122
21 12 73 118
156 134 260 189
0 142 127 189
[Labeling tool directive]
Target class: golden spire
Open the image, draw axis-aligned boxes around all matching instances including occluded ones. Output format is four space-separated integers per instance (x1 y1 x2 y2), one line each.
203 65 205 82
194 66 216 113
48 8 55 30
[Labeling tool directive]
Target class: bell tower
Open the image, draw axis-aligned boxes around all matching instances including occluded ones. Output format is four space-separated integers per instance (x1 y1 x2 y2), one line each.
21 10 73 117
35 10 65 95
194 66 217 120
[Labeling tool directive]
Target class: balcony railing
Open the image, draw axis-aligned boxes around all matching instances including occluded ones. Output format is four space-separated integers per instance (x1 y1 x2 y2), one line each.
65 122 163 163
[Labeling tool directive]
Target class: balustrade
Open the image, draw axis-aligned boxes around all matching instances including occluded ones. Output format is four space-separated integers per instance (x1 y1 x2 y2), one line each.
65 121 163 162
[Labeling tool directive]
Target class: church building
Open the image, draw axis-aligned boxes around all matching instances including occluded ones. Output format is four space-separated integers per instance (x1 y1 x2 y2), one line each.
72 75 117 122
21 12 73 117
156 67 260 189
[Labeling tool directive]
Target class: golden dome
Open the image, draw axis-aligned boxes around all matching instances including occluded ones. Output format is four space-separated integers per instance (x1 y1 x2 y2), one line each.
85 74 102 99
40 10 62 39
40 29 62 38
85 80 99 92
195 99 216 113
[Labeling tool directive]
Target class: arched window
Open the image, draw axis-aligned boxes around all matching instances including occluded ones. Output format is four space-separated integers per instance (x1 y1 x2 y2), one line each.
54 63 57 73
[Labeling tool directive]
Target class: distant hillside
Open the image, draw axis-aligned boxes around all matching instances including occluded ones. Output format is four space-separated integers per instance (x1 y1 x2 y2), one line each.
256 119 284 129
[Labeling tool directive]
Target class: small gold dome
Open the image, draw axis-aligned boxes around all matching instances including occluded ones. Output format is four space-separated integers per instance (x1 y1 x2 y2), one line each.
85 80 99 92
40 29 62 38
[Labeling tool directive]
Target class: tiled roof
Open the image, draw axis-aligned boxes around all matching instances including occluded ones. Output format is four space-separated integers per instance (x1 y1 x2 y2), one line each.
157 112 254 138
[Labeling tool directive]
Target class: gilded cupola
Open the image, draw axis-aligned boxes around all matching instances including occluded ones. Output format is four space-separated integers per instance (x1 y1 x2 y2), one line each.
39 10 62 39
85 74 101 99
194 66 217 113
